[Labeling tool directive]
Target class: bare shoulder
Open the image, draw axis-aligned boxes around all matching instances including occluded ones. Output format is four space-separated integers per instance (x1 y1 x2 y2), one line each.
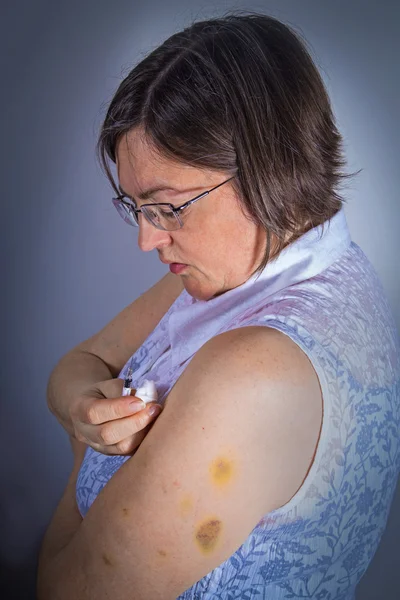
168 324 322 410
225 325 322 391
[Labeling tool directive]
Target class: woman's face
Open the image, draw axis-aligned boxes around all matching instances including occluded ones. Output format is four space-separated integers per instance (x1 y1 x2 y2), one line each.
116 129 267 301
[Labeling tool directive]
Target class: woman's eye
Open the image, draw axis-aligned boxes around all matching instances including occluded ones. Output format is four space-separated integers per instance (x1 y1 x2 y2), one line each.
160 209 176 218
147 207 160 218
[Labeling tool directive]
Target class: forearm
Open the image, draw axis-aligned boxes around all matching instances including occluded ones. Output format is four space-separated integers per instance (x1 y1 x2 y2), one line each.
47 349 114 435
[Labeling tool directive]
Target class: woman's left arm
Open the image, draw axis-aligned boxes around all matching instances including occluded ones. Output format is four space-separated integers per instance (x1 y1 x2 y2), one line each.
37 327 322 600
37 438 86 568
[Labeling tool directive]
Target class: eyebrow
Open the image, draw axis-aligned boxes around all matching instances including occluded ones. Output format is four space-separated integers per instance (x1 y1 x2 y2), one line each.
118 183 184 201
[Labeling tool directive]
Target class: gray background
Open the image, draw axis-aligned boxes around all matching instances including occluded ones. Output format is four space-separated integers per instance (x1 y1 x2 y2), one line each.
1 1 399 598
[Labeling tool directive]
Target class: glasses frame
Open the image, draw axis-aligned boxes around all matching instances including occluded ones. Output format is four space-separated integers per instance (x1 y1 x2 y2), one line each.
112 176 235 231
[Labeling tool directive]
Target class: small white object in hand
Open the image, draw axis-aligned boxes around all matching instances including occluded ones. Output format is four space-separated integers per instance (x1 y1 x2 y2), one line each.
134 379 158 404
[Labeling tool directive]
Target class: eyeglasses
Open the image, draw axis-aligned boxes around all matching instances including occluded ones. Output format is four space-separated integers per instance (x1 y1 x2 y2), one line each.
112 176 235 231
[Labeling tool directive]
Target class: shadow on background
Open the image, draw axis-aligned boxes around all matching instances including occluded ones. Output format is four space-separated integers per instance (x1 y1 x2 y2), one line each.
0 546 39 600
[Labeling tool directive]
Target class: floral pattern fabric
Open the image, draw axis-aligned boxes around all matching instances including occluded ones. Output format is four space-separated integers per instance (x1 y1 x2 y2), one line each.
76 208 400 599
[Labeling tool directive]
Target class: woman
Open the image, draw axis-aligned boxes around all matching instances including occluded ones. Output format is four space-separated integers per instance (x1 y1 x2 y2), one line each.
37 12 400 600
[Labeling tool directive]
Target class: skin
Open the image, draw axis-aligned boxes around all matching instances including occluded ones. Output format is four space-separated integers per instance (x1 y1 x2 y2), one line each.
116 127 275 301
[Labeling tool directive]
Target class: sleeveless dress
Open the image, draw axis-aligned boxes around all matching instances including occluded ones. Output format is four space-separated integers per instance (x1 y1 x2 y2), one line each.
76 207 400 599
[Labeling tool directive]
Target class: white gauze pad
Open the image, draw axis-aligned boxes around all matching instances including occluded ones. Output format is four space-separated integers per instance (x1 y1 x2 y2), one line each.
134 379 158 404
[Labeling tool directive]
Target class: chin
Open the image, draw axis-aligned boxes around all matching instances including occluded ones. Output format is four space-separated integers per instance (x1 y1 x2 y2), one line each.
181 277 217 302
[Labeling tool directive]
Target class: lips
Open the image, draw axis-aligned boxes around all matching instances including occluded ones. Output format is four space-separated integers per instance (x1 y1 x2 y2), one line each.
160 258 187 266
169 263 188 274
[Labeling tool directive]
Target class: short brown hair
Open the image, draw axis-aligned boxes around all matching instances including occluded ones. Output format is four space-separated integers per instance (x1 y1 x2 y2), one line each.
97 12 358 274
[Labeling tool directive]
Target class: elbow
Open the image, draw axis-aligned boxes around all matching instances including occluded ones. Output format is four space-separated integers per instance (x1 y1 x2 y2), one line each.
37 559 69 600
37 559 56 600
37 575 69 600
36 572 52 600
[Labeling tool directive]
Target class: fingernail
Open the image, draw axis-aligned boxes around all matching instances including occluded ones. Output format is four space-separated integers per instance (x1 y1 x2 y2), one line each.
129 400 145 412
148 404 162 417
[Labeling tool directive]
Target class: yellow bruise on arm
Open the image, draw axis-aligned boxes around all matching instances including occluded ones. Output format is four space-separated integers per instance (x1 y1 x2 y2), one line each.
192 454 238 555
208 456 236 488
179 495 194 517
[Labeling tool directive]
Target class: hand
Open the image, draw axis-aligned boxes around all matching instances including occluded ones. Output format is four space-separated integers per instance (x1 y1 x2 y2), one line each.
69 378 163 456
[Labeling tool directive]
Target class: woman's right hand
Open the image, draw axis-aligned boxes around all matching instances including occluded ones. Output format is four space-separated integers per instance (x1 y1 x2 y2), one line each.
69 378 163 456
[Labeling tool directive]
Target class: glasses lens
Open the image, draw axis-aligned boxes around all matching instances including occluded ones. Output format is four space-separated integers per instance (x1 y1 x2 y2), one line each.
112 198 138 226
142 205 181 231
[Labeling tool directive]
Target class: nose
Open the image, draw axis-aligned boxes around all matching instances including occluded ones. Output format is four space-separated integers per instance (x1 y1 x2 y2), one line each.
137 216 172 252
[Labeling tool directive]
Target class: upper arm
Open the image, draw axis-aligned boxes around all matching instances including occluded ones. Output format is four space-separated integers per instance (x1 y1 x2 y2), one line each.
74 273 184 377
54 326 323 599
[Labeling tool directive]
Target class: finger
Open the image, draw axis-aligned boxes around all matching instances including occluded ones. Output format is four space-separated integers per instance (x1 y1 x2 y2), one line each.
84 418 158 455
78 402 163 446
87 428 150 456
80 393 147 425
